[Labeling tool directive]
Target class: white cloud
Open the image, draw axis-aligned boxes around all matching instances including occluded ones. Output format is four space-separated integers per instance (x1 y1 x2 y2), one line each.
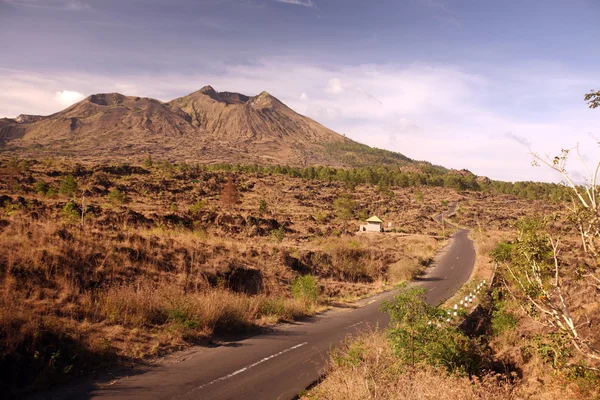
54 90 85 107
274 0 314 7
300 92 309 100
325 78 344 94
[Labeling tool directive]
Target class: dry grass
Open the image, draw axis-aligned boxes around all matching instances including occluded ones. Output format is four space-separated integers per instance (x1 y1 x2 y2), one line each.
305 329 589 400
303 331 516 400
0 159 556 394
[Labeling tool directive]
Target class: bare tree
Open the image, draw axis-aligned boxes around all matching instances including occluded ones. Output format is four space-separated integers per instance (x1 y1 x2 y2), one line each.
502 148 600 363
531 147 600 270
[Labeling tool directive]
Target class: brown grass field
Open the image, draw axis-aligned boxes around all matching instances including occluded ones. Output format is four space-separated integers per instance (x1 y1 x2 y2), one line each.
0 157 567 395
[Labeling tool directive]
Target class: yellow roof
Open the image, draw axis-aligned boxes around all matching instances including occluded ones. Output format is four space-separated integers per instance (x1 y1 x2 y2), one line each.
366 216 383 223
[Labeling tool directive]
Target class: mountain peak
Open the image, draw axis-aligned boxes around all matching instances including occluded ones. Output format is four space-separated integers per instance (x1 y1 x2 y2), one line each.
2 84 416 168
250 90 283 109
87 93 128 106
198 85 217 96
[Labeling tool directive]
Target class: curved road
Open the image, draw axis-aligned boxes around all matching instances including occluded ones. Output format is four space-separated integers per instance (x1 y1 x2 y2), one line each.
73 206 475 400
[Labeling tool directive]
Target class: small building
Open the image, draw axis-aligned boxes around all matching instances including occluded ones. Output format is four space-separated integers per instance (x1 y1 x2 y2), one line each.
359 216 384 233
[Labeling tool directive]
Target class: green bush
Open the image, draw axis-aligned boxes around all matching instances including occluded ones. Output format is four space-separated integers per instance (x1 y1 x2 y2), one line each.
270 226 285 242
357 209 369 221
314 212 328 223
59 175 78 196
62 201 80 224
291 275 319 305
333 193 356 220
46 188 57 198
382 285 483 375
189 200 206 217
490 242 514 262
491 307 518 335
34 181 49 195
108 189 126 205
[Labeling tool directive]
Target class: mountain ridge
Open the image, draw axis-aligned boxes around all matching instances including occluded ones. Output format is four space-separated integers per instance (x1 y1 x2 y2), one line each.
0 86 426 169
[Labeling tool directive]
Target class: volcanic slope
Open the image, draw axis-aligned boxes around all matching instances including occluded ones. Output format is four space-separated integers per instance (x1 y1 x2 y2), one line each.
2 86 416 167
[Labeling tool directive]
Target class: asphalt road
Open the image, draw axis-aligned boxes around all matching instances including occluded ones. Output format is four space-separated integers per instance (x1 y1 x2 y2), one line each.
76 208 475 400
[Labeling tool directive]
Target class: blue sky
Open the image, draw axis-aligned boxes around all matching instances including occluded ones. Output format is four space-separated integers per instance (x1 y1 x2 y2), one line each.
1 0 599 181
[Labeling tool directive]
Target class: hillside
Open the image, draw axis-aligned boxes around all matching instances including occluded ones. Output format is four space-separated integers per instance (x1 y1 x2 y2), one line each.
1 87 420 168
0 157 559 395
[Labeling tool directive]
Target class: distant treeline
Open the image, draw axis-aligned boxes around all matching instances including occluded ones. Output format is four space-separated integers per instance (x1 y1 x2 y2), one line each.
194 163 569 202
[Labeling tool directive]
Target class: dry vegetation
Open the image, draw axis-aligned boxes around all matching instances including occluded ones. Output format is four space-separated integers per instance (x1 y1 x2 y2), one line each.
0 158 455 395
303 331 516 400
306 190 600 400
305 330 593 400
0 157 573 396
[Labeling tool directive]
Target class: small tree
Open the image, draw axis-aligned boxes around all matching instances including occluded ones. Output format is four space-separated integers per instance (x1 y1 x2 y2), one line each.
258 199 268 215
34 181 49 195
503 94 600 364
333 193 356 220
108 189 126 206
59 175 78 196
220 179 239 209
382 285 481 374
62 201 80 225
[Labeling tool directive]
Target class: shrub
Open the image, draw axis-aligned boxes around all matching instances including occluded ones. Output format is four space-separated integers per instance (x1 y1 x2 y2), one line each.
59 175 78 196
108 189 126 206
34 181 49 195
259 297 305 321
189 200 206 217
314 212 328 223
61 201 80 224
333 194 356 220
142 154 153 168
357 209 369 221
291 275 319 306
258 199 268 215
382 285 483 375
491 307 518 335
490 242 514 262
270 226 285 242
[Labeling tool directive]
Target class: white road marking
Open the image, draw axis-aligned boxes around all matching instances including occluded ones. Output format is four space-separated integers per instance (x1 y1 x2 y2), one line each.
429 286 437 292
177 342 308 397
451 265 455 270
346 321 364 329
456 256 459 260
444 275 448 280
